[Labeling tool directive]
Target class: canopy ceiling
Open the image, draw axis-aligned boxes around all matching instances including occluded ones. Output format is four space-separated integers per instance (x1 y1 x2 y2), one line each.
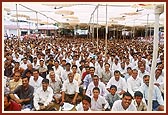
3 2 165 29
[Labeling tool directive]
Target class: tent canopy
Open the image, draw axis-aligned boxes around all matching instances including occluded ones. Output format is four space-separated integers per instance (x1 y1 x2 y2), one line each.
3 2 165 28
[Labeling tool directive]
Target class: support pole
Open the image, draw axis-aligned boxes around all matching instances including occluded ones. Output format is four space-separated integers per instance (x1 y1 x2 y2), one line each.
92 14 94 39
97 5 99 51
16 4 20 46
36 12 38 33
147 4 164 111
105 4 108 56
145 14 149 38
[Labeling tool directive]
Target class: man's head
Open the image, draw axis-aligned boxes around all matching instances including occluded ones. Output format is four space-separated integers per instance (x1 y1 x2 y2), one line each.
132 69 138 79
134 91 143 105
49 71 56 82
127 67 132 75
71 65 77 73
143 75 150 86
66 63 71 71
155 68 162 78
42 79 49 91
139 64 145 73
85 66 90 74
40 59 44 66
54 60 59 67
122 92 133 110
92 75 99 86
22 76 29 87
92 87 100 98
61 60 66 66
104 63 110 71
120 62 125 69
114 70 121 81
82 95 91 111
13 72 21 82
68 72 74 83
14 62 20 68
27 63 33 70
89 67 95 76
109 85 117 95
4 94 11 109
33 69 39 80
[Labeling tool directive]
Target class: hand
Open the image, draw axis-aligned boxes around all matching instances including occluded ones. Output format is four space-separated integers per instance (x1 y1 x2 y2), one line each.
15 99 23 104
55 99 60 104
71 99 76 105
40 105 46 110
154 83 160 87
60 101 64 106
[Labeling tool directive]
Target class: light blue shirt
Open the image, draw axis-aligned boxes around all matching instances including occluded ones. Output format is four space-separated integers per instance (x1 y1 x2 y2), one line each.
138 83 164 105
83 74 93 89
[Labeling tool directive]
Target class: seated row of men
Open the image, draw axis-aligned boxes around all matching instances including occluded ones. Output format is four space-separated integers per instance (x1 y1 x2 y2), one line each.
4 69 164 111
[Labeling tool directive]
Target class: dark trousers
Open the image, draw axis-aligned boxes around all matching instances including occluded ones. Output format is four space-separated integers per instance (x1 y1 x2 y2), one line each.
145 100 160 111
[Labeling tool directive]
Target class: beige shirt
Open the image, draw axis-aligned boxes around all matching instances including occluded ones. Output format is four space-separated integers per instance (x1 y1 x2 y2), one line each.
9 79 22 92
74 73 81 86
133 100 147 111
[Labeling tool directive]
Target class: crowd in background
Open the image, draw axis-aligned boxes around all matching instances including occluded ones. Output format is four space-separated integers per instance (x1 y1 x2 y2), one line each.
3 36 165 111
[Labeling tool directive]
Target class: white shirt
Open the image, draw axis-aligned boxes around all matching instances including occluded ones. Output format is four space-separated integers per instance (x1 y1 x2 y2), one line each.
106 77 127 94
154 75 164 86
32 62 40 70
138 70 149 79
112 63 121 72
61 70 71 82
86 81 109 97
20 63 28 70
119 67 127 76
125 63 133 70
91 95 109 111
33 86 53 110
95 65 104 78
127 76 143 97
53 66 64 78
13 57 21 63
154 75 164 92
112 100 137 111
76 102 92 111
62 79 79 95
29 76 43 92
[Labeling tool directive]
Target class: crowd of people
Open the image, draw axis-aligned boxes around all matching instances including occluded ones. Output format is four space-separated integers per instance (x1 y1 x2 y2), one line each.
3 36 165 111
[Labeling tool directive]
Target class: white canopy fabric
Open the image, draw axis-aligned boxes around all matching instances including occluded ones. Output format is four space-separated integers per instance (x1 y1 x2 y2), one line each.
3 2 165 28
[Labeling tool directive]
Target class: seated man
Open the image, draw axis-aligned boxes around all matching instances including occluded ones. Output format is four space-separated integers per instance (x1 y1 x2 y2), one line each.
105 85 120 109
9 76 34 110
133 91 147 111
138 75 164 111
111 92 137 111
90 87 109 111
76 95 92 111
60 72 82 106
33 78 54 111
49 71 62 104
9 72 22 92
86 75 108 97
106 70 127 98
4 94 21 111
